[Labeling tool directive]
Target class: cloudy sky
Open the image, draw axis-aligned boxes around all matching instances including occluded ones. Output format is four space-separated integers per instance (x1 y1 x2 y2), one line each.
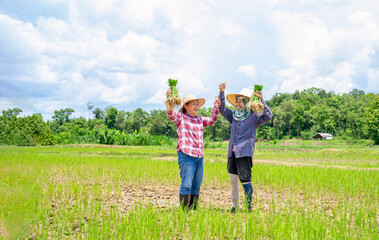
1 0 379 119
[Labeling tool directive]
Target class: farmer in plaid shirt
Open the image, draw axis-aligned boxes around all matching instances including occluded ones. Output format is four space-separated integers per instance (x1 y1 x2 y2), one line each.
166 89 221 210
218 82 272 213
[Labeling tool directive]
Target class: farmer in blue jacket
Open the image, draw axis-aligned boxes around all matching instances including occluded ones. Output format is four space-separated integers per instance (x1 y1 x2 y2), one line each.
218 82 272 213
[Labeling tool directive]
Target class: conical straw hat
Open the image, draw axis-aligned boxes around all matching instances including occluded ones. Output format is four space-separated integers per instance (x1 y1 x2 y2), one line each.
226 88 254 106
179 94 206 113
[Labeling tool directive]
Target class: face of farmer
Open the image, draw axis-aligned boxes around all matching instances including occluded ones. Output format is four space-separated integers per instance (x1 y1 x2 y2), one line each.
184 100 200 116
235 98 244 111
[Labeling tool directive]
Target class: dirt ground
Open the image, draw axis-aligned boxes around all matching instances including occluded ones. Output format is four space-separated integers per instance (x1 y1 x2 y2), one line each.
38 177 379 240
0 220 6 238
94 182 338 216
39 160 379 240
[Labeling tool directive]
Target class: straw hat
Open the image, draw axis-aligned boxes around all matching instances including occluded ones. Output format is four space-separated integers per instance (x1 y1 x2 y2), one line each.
179 94 206 113
226 88 254 106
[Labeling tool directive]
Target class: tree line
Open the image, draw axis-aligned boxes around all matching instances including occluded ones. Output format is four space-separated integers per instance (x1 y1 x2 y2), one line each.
0 87 378 146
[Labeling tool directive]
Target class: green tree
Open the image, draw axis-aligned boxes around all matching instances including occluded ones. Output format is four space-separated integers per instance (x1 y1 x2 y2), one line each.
272 107 283 139
309 104 336 134
87 102 94 120
52 108 74 125
0 111 54 146
363 96 379 144
281 100 295 136
116 110 127 131
93 108 105 120
105 107 118 129
147 110 176 137
131 108 147 133
2 108 22 117
292 102 304 137
268 93 291 107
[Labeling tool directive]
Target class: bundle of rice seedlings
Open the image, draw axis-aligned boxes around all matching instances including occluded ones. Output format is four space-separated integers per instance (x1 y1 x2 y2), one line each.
246 84 264 113
164 78 181 109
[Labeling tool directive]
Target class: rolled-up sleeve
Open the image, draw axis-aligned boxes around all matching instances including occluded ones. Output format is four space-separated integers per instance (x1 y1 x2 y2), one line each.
219 91 233 123
202 104 219 127
256 99 272 128
166 110 181 125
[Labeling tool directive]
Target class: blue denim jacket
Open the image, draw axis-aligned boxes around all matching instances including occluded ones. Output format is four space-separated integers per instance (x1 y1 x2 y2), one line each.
218 91 273 158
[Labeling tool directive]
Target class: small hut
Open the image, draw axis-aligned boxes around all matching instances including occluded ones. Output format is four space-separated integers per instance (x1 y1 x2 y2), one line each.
312 133 333 140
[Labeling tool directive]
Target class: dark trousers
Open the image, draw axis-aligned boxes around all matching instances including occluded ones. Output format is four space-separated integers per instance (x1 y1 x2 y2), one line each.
227 152 253 183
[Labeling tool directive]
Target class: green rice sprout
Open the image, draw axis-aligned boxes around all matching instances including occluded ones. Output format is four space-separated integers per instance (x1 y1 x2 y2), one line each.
164 79 181 109
246 84 264 113
254 85 263 92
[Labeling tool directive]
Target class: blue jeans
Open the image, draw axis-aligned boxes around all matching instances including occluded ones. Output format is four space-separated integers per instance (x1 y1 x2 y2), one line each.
178 151 204 195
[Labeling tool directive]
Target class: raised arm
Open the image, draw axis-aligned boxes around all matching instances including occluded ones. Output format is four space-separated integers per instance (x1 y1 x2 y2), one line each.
165 88 181 125
256 94 273 127
218 82 233 123
202 96 220 127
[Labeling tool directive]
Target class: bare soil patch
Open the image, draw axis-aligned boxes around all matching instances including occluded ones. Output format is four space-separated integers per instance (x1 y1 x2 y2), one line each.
310 141 329 146
320 148 344 152
64 144 133 149
153 157 177 161
43 178 378 239
75 183 340 214
0 220 6 238
279 142 299 146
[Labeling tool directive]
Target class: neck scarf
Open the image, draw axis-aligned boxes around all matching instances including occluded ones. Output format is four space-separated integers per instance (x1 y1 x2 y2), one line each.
233 97 250 121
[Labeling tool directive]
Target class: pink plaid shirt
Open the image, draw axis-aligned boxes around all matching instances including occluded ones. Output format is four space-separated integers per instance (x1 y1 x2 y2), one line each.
167 104 219 158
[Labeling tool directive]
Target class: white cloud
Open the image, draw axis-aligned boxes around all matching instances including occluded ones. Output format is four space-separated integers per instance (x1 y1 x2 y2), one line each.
145 88 166 104
0 98 17 111
98 72 138 104
168 68 206 94
269 6 379 95
145 65 209 105
36 17 70 39
276 62 355 94
1 9 164 106
0 14 46 53
346 11 379 63
219 19 245 36
236 65 256 77
106 31 161 72
34 65 59 84
1 0 379 117
272 11 331 67
368 69 379 92
316 62 355 93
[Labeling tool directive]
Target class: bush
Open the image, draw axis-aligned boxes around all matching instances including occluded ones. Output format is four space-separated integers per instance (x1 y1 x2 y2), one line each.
0 114 54 146
300 130 314 140
52 127 174 146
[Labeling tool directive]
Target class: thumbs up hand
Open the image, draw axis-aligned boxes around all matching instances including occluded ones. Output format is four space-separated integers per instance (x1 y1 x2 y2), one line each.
214 96 221 107
219 82 226 92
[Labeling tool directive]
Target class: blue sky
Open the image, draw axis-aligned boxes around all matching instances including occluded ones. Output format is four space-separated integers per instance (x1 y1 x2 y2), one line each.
1 0 378 119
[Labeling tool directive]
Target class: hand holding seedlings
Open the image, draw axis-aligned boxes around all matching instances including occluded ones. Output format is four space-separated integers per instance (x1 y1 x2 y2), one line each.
246 84 264 113
254 91 263 99
164 79 181 109
166 88 171 96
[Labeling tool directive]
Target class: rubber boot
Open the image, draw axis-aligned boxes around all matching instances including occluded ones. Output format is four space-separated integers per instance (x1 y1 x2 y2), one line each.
242 183 253 212
179 194 190 211
229 173 239 213
189 195 199 210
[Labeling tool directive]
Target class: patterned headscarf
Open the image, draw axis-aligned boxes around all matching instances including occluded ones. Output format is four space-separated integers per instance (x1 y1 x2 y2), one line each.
233 97 250 121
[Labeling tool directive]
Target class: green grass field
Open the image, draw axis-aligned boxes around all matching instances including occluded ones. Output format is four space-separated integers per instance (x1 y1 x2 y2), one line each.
0 140 378 239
